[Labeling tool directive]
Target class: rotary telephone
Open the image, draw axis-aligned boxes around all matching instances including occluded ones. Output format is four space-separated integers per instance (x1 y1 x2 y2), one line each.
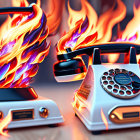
53 43 140 99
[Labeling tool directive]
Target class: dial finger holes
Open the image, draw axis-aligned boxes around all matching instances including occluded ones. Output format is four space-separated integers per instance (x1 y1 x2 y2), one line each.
127 86 132 90
126 90 131 95
104 72 108 76
103 81 108 85
109 81 114 85
107 85 112 89
120 86 126 90
102 76 106 80
101 68 140 99
107 76 112 80
119 90 124 95
113 89 118 93
114 84 119 89
122 69 128 73
115 69 120 74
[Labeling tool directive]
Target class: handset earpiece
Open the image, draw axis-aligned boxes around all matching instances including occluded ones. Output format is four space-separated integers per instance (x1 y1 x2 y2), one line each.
53 57 87 82
53 48 87 82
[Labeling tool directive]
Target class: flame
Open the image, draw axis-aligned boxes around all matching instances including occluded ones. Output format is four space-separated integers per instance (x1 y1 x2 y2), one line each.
0 111 12 137
0 0 50 88
72 92 86 111
101 108 108 130
46 0 65 34
115 4 140 62
57 0 126 54
57 0 140 63
117 5 140 43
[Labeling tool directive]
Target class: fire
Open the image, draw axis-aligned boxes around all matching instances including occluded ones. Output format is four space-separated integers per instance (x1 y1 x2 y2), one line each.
0 111 12 137
0 0 64 135
0 0 49 88
72 92 86 111
57 0 126 54
57 0 140 63
101 108 108 130
116 4 140 61
46 0 65 34
117 5 140 43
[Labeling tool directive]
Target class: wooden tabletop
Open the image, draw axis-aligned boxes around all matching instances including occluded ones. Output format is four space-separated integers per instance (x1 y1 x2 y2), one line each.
1 82 140 140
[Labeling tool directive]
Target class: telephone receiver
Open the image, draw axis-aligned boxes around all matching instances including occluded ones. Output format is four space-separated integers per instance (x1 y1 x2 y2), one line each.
53 42 140 83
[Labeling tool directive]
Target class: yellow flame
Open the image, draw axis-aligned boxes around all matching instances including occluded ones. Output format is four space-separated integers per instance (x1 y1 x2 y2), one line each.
121 5 140 43
101 108 108 130
57 0 126 54
0 111 12 137
46 0 65 34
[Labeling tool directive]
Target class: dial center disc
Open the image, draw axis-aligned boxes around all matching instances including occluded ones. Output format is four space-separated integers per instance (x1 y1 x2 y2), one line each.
114 73 131 85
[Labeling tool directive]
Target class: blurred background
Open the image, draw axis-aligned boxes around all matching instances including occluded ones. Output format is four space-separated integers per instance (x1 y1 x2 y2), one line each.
0 0 139 86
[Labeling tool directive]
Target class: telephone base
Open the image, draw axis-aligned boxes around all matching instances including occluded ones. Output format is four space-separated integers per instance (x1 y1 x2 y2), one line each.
0 88 64 129
73 64 140 131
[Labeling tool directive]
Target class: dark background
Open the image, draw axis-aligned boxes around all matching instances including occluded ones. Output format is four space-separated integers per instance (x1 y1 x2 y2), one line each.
0 0 138 86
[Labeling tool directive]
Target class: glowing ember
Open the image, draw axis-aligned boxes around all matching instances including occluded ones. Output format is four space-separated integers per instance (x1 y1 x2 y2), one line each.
0 0 49 88
57 0 126 54
101 108 108 130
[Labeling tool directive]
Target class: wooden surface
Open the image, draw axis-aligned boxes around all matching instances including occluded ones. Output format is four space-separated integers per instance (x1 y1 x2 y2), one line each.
1 83 140 140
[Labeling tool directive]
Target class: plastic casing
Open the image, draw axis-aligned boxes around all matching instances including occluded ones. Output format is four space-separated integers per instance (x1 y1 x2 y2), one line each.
0 96 64 128
73 64 140 131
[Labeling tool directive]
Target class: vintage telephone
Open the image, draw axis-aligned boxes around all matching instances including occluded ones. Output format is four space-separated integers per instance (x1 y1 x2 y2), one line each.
53 43 140 133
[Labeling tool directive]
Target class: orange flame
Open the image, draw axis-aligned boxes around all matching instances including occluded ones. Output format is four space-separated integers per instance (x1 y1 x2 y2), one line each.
0 0 64 136
0 111 12 137
116 4 140 62
57 0 126 54
0 0 50 88
118 5 140 43
46 0 65 34
101 108 108 130
72 92 86 111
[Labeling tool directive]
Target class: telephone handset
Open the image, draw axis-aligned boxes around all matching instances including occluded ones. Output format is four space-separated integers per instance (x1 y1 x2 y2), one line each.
53 42 140 82
101 68 140 99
